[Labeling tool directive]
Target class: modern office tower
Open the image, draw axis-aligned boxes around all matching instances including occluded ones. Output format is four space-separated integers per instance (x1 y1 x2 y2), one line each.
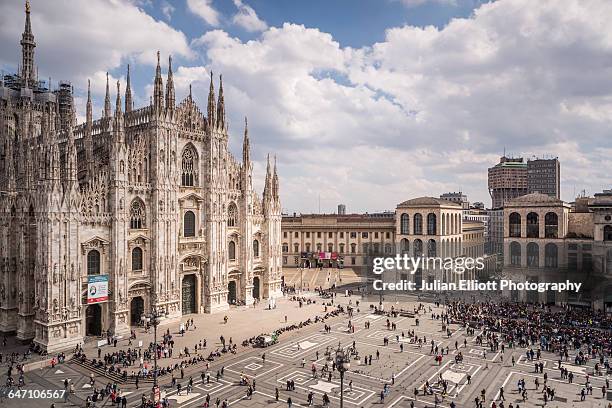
527 157 560 199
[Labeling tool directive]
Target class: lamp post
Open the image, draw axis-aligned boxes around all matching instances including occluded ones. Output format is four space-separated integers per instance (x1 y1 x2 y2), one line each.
300 264 304 293
335 344 351 408
143 308 164 403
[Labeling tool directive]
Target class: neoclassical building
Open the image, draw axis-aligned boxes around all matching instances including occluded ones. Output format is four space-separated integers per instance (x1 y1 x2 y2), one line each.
502 192 612 309
0 3 282 352
395 197 468 285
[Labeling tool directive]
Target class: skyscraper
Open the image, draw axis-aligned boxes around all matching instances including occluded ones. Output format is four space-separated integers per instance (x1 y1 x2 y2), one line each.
527 157 560 199
488 156 528 209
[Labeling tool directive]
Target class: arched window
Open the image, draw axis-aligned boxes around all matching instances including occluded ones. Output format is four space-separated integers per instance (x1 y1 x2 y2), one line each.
603 225 612 241
545 243 558 267
414 239 423 256
526 242 539 267
350 243 356 253
130 199 145 229
184 211 196 237
385 244 392 254
132 247 143 271
400 238 409 254
509 212 521 238
414 213 423 235
427 239 436 257
400 214 409 234
510 242 521 265
306 243 311 252
327 243 333 252
229 241 236 260
87 250 100 275
527 212 539 238
545 212 558 238
427 213 437 235
294 243 299 253
227 203 238 227
253 240 260 257
282 243 289 253
181 145 197 186
339 243 345 253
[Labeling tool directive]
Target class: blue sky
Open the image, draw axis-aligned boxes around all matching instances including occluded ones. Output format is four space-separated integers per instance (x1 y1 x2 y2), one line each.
0 0 610 213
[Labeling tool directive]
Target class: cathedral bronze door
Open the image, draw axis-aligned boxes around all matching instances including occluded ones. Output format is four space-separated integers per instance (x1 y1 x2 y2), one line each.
86 304 102 337
130 297 144 326
228 281 237 304
252 277 260 300
182 274 196 315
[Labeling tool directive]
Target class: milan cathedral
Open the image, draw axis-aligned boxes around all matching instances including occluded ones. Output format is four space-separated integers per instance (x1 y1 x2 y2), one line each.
0 2 283 352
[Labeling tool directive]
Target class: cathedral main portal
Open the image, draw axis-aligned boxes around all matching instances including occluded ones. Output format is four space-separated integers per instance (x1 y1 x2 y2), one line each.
182 274 197 314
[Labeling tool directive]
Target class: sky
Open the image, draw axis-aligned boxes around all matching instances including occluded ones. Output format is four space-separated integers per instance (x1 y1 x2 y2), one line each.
0 0 610 214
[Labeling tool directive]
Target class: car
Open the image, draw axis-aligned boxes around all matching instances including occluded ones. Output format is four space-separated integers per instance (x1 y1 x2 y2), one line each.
255 332 279 347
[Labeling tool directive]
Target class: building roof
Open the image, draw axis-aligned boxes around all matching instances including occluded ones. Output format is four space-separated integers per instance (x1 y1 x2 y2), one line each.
506 192 564 206
397 197 461 208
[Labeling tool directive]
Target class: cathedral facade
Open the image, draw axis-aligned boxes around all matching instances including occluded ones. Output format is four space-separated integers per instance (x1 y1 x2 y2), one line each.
0 3 283 352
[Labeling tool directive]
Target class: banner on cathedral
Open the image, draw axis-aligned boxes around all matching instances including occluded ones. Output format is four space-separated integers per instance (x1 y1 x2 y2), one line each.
87 275 109 304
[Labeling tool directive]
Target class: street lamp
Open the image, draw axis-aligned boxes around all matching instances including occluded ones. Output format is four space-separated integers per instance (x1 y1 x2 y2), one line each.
143 308 165 402
335 344 351 408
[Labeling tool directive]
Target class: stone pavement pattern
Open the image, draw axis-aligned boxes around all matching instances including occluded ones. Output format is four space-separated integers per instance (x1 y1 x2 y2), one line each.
0 284 609 407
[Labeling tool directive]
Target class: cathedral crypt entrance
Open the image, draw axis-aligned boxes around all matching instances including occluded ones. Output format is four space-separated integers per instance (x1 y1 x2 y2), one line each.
228 281 237 305
252 277 260 300
130 297 144 326
86 304 102 337
182 274 197 315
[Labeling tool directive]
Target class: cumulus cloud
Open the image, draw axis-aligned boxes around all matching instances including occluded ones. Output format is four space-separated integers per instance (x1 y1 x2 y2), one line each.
161 1 175 21
232 0 268 32
187 0 221 27
184 0 612 212
2 0 610 213
0 0 191 89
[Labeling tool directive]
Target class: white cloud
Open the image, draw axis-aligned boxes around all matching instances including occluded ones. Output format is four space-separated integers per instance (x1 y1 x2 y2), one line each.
0 0 191 88
232 0 268 32
183 0 612 211
161 1 175 21
187 0 220 27
3 0 610 212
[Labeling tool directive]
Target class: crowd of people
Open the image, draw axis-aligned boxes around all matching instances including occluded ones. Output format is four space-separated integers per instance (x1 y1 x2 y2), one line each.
446 301 612 358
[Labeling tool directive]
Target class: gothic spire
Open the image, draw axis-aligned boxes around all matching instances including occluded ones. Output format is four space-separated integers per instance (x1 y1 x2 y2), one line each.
207 71 216 127
242 117 250 166
86 79 92 125
20 0 36 86
114 80 125 142
166 55 175 111
216 74 225 129
125 64 132 113
85 79 94 177
104 72 112 119
153 51 164 112
115 80 122 116
65 106 78 183
273 156 280 200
